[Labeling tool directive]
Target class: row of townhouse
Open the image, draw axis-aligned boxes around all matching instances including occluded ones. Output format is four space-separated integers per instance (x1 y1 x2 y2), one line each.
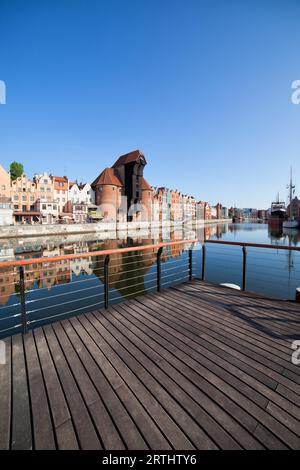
0 151 229 226
0 164 95 225
151 187 227 223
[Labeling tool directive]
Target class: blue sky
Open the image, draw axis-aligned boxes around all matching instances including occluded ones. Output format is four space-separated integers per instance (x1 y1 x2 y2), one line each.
1 0 300 209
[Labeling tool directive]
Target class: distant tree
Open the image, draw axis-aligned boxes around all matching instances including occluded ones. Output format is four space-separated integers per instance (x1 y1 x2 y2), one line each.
10 161 23 180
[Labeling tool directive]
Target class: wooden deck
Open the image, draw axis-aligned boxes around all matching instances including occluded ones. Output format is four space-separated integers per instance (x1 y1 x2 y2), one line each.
1 280 300 450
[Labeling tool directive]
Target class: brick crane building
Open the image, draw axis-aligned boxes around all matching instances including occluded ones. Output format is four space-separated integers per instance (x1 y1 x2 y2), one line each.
92 150 154 222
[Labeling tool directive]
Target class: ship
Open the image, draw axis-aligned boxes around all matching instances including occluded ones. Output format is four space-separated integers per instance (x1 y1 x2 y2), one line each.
268 193 286 227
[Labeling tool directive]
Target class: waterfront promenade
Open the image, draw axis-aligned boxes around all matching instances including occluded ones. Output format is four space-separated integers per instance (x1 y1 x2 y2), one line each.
0 218 231 239
1 279 300 450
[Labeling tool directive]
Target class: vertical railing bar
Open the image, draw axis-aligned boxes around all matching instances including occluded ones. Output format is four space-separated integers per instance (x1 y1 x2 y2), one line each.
104 255 110 309
202 244 206 281
242 245 247 291
19 266 28 334
157 247 163 292
189 248 193 281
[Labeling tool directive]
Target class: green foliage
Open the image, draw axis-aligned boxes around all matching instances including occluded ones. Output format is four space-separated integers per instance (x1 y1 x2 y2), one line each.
10 161 23 180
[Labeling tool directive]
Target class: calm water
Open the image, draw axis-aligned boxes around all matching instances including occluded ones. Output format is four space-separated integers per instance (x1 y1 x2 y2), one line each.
1 222 300 338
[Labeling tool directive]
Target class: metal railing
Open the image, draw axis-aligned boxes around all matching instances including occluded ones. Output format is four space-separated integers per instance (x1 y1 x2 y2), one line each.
203 239 300 294
1 238 300 338
0 239 197 336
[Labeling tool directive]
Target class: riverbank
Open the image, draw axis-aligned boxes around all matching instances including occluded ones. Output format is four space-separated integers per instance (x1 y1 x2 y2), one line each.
0 219 232 239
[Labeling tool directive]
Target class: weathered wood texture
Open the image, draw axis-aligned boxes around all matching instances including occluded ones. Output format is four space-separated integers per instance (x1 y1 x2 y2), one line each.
0 280 299 449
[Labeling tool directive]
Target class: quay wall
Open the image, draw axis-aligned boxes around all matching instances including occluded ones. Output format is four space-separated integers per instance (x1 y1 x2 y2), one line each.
0 219 232 239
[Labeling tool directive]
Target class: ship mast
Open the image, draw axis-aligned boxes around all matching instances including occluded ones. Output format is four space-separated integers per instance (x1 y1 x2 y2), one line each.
287 167 295 220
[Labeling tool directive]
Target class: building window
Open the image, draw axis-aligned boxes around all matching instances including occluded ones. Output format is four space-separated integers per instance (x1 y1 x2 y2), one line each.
42 204 47 210
22 195 27 201
14 195 18 200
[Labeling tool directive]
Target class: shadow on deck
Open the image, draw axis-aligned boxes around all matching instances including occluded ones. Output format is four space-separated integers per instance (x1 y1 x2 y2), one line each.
0 280 300 450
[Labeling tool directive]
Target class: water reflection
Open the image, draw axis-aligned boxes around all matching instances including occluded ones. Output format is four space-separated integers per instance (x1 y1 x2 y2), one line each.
1 222 300 337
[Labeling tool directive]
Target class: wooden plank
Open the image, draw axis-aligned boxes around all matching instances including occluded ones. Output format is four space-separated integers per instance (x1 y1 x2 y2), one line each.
43 324 102 450
52 322 125 450
71 315 177 450
90 308 263 450
158 289 300 379
128 297 300 448
130 297 300 433
84 311 229 450
182 282 300 343
148 292 287 373
11 334 32 450
166 286 293 355
33 328 79 449
176 284 300 381
130 298 275 408
0 337 11 450
23 331 55 450
136 294 300 394
1 278 300 451
187 282 300 337
60 318 148 450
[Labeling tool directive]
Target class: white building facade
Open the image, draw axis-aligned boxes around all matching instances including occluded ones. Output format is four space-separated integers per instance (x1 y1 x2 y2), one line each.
69 183 95 205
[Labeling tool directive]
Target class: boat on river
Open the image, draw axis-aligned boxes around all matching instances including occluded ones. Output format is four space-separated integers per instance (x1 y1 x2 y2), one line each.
268 194 286 227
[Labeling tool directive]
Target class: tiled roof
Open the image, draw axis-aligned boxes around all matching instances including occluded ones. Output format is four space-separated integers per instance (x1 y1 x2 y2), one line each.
51 175 68 182
91 168 123 187
112 150 145 168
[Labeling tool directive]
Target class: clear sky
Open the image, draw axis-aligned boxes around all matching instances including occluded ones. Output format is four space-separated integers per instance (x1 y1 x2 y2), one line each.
1 0 300 209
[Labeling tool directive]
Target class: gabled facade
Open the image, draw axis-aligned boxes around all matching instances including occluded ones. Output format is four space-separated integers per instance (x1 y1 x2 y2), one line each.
51 175 69 214
69 182 95 205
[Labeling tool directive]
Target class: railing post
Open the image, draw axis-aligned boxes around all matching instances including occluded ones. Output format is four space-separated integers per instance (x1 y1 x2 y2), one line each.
19 266 27 334
104 255 110 309
202 244 206 281
242 246 247 291
189 248 193 281
157 247 163 292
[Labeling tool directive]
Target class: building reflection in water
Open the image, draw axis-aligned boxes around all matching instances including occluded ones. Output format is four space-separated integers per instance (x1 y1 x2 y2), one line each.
0 226 209 307
1 222 300 308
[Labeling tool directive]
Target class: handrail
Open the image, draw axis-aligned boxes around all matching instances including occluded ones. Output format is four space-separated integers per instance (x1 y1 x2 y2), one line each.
205 240 300 251
0 239 198 269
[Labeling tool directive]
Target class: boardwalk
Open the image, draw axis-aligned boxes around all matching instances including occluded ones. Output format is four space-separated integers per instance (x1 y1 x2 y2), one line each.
1 280 300 450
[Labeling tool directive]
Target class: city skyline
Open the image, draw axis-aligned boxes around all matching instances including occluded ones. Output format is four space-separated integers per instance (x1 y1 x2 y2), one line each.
0 155 296 211
1 0 300 208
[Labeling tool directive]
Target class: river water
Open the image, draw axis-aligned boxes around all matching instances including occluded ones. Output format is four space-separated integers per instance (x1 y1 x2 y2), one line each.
1 222 300 338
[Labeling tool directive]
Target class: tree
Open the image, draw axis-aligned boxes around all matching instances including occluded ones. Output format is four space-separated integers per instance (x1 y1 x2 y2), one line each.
10 161 24 180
